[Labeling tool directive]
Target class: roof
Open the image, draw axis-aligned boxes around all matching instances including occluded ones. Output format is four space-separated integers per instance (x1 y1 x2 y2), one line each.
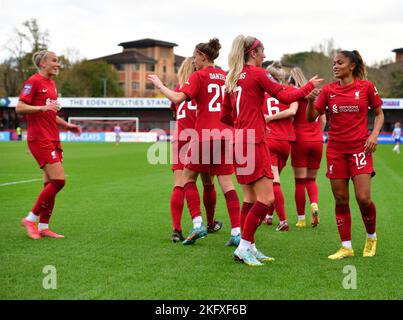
119 38 178 49
392 48 403 53
93 49 156 65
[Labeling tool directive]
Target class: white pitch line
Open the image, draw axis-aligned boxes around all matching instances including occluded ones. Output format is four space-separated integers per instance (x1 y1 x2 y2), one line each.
0 178 43 187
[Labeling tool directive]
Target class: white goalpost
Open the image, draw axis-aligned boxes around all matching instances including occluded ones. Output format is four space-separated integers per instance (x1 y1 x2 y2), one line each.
68 117 140 133
65 116 158 142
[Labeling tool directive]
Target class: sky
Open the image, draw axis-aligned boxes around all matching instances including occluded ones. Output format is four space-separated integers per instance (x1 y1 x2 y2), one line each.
0 0 402 69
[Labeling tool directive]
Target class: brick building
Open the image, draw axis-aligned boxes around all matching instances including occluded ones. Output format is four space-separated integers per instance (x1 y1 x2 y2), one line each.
392 48 403 62
93 38 185 97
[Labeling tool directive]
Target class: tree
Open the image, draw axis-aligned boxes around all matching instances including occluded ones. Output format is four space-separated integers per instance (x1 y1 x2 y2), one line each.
0 18 50 96
281 51 334 84
389 67 403 97
57 60 124 97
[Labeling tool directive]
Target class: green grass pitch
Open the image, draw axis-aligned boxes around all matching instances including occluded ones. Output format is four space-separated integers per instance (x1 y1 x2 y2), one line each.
0 142 402 299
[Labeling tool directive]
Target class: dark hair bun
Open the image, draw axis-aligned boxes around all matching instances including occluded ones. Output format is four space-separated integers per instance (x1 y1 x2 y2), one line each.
196 38 221 62
208 38 221 51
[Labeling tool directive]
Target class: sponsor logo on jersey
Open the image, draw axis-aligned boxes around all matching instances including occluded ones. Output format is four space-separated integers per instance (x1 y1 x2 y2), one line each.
331 104 359 113
46 98 58 105
22 84 32 96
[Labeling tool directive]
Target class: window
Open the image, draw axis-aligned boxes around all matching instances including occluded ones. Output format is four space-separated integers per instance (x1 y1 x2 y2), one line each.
146 64 155 72
146 83 155 90
131 63 140 71
132 82 140 90
115 63 125 71
163 66 167 73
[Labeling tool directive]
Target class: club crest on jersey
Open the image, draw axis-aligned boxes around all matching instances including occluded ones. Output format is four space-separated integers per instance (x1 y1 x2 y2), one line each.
355 91 360 100
22 84 32 96
332 104 338 114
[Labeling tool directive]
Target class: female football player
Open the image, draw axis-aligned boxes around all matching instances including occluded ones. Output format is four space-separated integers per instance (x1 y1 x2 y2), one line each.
221 35 322 266
17 50 81 239
169 57 221 242
148 39 241 246
262 62 297 231
307 50 384 259
288 67 326 228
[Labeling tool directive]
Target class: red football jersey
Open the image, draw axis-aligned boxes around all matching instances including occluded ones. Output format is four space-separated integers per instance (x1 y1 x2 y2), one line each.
315 79 383 152
180 66 231 141
264 92 296 142
19 73 59 141
170 84 197 141
292 92 323 142
221 64 314 143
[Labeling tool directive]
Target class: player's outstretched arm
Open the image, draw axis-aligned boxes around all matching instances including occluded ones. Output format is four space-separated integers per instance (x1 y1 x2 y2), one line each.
16 101 59 114
147 75 187 104
261 73 323 105
264 102 298 123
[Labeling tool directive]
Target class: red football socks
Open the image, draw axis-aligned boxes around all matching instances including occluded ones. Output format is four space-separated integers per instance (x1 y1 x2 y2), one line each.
359 202 377 235
170 186 184 231
335 204 351 241
273 182 286 221
184 181 201 219
203 184 216 226
306 178 319 204
39 182 55 224
295 178 306 215
242 201 270 242
240 202 253 230
34 180 65 224
267 204 274 217
224 189 241 228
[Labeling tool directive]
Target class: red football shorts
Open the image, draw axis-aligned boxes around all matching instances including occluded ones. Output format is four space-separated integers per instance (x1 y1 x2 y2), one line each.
171 139 191 171
234 141 274 185
185 139 234 176
326 149 375 179
28 140 63 169
266 139 291 173
291 140 323 170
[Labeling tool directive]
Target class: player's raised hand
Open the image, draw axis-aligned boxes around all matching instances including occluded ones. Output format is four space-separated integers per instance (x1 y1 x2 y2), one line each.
67 123 82 136
308 75 324 88
306 88 320 101
147 75 164 89
43 101 60 113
